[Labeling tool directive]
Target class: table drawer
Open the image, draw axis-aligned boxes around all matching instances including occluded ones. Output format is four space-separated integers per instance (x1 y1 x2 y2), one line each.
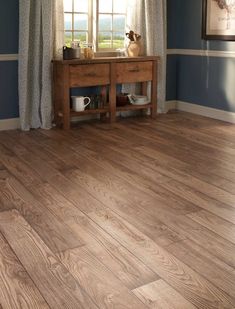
116 61 153 83
69 64 110 87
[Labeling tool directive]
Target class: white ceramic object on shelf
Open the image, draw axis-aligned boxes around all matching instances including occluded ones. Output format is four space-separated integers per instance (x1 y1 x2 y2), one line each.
72 96 91 111
127 94 150 105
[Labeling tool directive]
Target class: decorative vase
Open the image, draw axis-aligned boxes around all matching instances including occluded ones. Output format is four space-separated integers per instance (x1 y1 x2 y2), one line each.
127 41 141 57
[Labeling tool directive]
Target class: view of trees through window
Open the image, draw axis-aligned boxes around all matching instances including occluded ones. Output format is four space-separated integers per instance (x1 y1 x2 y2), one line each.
64 0 126 50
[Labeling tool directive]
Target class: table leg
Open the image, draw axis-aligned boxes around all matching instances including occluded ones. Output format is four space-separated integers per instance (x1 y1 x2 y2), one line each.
109 63 116 123
62 65 70 130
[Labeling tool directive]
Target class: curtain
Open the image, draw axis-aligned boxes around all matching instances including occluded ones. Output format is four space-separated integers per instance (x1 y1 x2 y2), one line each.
53 0 65 59
124 0 167 113
18 0 64 131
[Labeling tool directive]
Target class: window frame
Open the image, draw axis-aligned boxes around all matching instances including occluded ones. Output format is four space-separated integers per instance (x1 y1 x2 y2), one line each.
95 0 127 51
64 0 92 45
64 0 127 52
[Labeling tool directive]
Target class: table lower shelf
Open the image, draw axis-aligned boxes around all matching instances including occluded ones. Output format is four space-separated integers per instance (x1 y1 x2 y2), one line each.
71 108 110 116
58 107 109 117
117 103 152 112
58 103 152 118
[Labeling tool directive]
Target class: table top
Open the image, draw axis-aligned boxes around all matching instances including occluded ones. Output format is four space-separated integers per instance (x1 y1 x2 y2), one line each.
52 55 160 65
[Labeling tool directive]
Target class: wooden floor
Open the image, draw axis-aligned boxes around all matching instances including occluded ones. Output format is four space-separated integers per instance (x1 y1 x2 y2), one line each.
0 111 235 309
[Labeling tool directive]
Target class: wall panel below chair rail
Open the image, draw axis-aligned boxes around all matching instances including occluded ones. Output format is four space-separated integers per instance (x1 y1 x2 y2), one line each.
166 55 178 101
167 49 235 115
0 0 19 55
167 50 235 114
0 60 19 120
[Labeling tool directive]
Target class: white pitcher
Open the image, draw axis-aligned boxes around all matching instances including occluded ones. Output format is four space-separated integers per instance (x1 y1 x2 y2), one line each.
72 96 91 112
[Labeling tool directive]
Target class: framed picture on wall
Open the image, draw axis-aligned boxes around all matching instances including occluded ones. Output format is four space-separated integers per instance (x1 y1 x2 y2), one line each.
202 0 235 40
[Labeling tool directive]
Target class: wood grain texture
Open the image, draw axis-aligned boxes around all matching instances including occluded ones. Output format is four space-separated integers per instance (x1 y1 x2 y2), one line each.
133 279 196 309
113 118 235 182
0 233 49 309
24 182 159 290
3 119 235 266
0 132 106 215
4 130 194 249
134 143 235 194
69 63 110 87
109 121 235 187
187 210 235 244
51 130 235 268
58 247 148 308
66 210 160 290
53 55 160 65
162 179 235 224
0 210 98 309
166 239 235 301
89 208 234 309
0 112 234 308
62 64 70 130
63 167 185 246
0 172 83 254
116 61 153 83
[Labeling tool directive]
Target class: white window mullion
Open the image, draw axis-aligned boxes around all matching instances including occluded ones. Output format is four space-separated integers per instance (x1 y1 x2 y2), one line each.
94 0 99 51
112 0 114 49
88 0 93 45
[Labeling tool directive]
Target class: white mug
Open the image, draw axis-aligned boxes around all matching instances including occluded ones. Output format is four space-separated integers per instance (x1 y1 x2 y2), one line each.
72 96 91 112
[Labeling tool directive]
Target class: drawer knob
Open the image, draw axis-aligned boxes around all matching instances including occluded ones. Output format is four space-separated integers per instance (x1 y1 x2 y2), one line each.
129 68 140 73
85 72 95 77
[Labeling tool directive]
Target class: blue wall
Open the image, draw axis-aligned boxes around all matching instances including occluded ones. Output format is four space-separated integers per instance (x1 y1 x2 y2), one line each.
167 0 235 112
0 0 19 54
0 61 18 120
0 0 19 120
166 55 178 101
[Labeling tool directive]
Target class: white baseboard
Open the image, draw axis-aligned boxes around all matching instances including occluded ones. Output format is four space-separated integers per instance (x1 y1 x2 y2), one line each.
0 118 20 131
166 100 235 124
164 100 177 112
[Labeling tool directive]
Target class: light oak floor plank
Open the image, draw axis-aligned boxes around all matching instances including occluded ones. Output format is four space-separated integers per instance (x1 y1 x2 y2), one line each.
0 134 106 215
58 246 148 308
27 182 160 290
0 210 98 309
110 120 235 182
0 232 49 309
133 279 197 309
66 210 160 290
166 239 235 301
187 210 235 245
88 208 234 309
0 173 83 254
135 144 235 194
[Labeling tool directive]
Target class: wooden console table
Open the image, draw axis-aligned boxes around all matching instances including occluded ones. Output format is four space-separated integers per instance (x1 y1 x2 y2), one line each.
52 56 159 130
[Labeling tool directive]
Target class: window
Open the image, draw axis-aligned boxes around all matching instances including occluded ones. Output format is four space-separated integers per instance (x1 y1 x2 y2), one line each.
64 0 127 51
64 0 90 46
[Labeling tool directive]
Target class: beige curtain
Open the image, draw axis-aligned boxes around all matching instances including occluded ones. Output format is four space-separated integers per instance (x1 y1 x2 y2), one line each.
53 0 65 58
124 0 167 113
18 0 64 131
